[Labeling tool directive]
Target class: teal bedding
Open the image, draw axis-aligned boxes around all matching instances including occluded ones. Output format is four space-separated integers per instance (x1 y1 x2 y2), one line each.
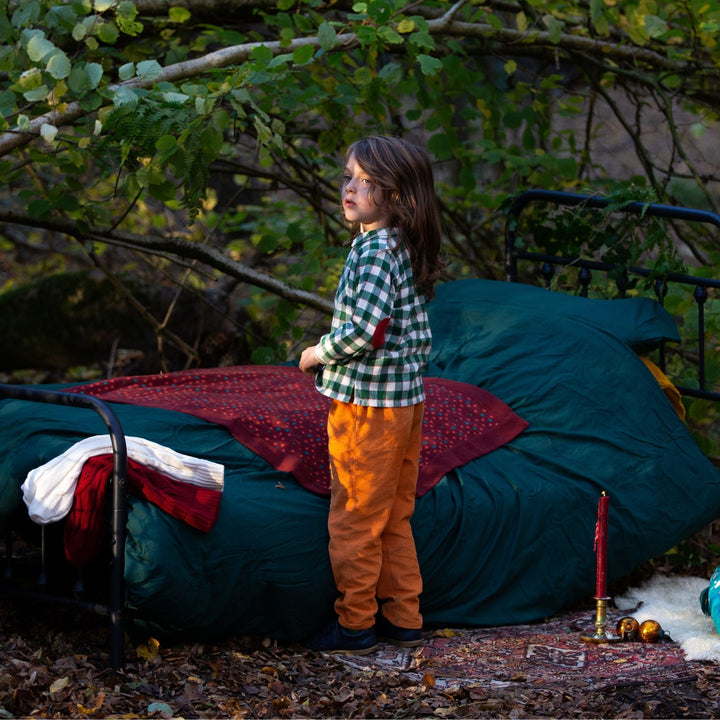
1 279 719 640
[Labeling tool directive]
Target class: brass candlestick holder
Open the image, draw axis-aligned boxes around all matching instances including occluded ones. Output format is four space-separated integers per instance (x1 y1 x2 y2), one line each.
580 597 621 643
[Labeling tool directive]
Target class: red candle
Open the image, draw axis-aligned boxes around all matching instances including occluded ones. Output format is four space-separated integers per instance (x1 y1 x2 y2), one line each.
594 493 609 598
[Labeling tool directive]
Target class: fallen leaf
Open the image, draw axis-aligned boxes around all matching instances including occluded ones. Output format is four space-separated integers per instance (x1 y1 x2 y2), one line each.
49 677 70 694
147 701 174 717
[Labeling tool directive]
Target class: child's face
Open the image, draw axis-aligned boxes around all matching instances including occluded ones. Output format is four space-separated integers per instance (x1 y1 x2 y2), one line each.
342 153 390 232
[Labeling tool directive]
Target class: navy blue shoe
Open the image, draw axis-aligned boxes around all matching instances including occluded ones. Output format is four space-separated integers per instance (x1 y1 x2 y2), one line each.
376 613 423 648
306 618 378 655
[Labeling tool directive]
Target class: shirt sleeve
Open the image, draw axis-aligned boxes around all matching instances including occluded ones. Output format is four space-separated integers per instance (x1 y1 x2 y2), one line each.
315 248 395 365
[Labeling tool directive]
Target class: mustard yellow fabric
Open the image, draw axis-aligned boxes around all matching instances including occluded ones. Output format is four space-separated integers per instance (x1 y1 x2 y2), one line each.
641 357 686 421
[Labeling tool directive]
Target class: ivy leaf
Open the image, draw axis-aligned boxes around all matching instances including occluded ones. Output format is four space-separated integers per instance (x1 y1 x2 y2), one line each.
148 178 177 201
96 21 119 44
287 222 304 243
0 13 10 44
118 62 135 81
257 234 278 253
353 66 373 85
251 45 274 63
459 164 476 191
292 44 315 66
543 15 564 44
27 34 55 62
417 54 442 76
556 156 578 179
168 7 191 23
136 60 163 81
46 51 71 80
115 2 143 36
85 62 103 88
318 21 336 50
516 11 528 33
485 12 502 31
398 18 415 33
72 21 89 41
14 67 42 92
23 84 50 102
11 1 40 27
645 14 668 38
200 126 224 158
155 134 176 152
40 123 58 143
369 0 392 23
112 85 138 108
268 53 293 69
162 91 190 105
428 132 453 158
378 26 403 44
408 29 434 51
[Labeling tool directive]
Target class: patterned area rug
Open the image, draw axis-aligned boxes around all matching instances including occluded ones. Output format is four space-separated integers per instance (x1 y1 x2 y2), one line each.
336 609 697 689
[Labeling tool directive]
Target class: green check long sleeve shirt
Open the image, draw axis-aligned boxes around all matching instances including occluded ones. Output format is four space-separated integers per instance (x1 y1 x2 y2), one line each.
314 227 431 407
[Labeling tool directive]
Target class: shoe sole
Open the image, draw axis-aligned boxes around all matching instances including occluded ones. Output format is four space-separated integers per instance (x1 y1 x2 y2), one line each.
318 644 379 656
378 636 423 648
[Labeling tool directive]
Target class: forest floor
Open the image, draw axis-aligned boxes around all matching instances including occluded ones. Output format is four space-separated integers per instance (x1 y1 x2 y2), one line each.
2 523 720 719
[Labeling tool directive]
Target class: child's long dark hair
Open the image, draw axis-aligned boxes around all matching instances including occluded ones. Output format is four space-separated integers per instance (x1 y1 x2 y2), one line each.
345 136 445 300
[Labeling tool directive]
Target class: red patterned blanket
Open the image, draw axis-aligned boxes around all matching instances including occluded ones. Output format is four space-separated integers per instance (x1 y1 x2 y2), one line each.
69 366 528 497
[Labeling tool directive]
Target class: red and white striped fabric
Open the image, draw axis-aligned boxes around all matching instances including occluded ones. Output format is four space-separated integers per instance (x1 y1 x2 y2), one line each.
22 436 224 565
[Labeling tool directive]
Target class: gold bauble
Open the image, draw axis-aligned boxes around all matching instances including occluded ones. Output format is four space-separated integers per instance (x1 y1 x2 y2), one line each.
616 616 639 641
638 619 663 643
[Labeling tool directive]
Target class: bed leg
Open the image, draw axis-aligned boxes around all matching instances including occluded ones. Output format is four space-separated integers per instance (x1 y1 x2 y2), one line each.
37 525 48 588
4 528 11 580
73 568 85 600
109 455 127 669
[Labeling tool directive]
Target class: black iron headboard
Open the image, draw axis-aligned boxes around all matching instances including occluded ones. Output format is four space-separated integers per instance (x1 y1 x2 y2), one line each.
505 189 720 403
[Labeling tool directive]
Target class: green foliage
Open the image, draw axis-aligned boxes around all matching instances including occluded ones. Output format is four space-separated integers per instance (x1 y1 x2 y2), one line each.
98 95 228 219
3 0 720 381
511 186 686 292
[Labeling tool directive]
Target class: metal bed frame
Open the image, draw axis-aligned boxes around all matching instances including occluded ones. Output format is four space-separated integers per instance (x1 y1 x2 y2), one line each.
0 384 128 668
505 189 720 403
0 188 718 670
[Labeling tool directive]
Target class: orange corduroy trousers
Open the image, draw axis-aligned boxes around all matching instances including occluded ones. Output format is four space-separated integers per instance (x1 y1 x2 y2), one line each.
326 399 425 631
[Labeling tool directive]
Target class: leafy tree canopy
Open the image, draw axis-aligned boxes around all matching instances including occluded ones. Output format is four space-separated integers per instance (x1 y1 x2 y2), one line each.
2 0 720 368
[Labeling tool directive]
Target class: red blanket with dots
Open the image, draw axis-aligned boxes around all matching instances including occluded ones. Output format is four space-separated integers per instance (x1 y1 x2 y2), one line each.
69 366 528 497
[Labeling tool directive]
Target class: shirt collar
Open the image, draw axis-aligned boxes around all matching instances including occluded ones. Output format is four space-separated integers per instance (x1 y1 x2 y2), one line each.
352 227 392 248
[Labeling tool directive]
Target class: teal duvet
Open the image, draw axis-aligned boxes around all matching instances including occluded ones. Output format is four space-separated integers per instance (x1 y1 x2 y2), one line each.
1 279 718 640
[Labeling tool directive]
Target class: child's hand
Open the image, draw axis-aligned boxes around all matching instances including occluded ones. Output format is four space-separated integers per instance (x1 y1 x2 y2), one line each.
299 345 320 374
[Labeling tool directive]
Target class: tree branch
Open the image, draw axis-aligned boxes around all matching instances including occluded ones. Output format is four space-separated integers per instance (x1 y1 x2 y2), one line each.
1 13 713 158
432 18 702 73
0 212 334 315
0 33 359 158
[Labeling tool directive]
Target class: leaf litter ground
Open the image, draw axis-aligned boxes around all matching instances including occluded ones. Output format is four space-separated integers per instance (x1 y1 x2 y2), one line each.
3 529 720 718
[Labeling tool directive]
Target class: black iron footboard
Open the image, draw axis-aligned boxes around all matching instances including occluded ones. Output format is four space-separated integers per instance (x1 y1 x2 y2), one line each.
0 385 127 668
505 189 720 403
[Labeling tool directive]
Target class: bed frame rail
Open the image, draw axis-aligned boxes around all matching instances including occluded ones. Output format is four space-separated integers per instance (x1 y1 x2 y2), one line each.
505 189 720 403
0 384 127 668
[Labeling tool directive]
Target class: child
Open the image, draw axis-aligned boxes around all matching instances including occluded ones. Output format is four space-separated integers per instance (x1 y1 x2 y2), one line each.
299 135 444 654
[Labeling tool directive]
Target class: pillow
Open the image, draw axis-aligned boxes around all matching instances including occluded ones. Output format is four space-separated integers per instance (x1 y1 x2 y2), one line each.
428 279 679 355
